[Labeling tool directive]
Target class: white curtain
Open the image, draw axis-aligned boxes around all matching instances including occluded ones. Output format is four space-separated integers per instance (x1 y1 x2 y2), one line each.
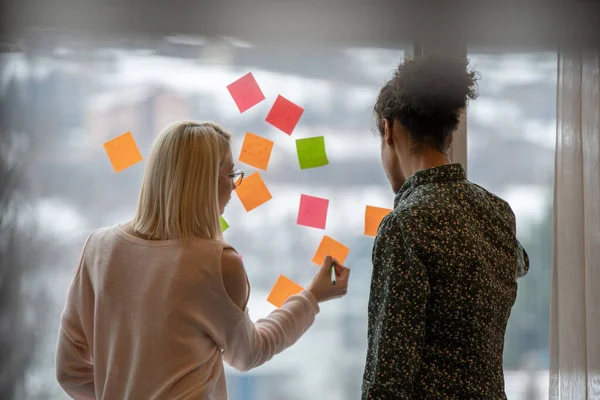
550 48 600 399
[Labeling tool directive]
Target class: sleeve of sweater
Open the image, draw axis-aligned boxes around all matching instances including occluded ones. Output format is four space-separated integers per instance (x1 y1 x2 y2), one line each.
56 233 96 400
222 290 320 372
213 245 320 372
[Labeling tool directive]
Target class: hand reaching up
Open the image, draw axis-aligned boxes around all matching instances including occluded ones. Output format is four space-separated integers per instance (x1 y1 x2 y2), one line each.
307 255 350 303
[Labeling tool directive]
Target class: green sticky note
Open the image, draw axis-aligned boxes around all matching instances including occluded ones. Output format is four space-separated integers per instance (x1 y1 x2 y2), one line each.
220 216 229 232
296 136 329 169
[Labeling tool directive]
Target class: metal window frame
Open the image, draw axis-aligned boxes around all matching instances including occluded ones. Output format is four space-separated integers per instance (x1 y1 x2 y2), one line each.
3 1 600 49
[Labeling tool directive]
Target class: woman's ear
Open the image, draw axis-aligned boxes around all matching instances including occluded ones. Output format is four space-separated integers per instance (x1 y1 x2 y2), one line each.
383 119 394 147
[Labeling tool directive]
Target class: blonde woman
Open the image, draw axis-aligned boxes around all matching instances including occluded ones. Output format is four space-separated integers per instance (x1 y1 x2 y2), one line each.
55 121 351 399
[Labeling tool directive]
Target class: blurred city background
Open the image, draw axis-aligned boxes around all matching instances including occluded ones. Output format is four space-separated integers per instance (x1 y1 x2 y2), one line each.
1 36 554 399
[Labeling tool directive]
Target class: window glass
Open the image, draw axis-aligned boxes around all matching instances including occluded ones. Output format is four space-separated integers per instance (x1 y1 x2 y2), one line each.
4 42 556 400
2 39 403 399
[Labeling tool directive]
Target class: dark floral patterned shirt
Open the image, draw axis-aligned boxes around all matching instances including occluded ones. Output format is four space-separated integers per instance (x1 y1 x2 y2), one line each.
362 163 529 400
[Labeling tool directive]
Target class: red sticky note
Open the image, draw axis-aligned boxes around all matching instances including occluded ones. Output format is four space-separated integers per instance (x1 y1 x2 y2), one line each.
265 95 304 135
226 72 266 113
267 275 304 308
297 194 329 229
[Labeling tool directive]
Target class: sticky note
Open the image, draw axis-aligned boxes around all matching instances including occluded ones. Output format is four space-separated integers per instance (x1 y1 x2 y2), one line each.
312 235 350 266
296 194 329 229
364 206 393 237
296 136 329 169
265 95 304 135
239 132 274 171
220 216 229 232
226 72 265 113
267 275 304 308
103 131 143 172
235 172 272 212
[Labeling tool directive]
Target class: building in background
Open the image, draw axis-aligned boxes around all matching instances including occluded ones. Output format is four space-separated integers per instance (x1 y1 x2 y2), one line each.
86 85 191 150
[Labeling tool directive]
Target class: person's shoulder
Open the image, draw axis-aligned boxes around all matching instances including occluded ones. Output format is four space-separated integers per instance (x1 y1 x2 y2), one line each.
81 226 115 252
219 240 239 253
221 245 248 310
377 207 412 239
221 246 244 271
91 225 116 239
380 198 440 245
468 181 516 215
392 196 433 228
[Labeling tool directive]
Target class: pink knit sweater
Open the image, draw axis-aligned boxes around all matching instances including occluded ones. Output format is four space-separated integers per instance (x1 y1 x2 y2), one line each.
56 225 320 399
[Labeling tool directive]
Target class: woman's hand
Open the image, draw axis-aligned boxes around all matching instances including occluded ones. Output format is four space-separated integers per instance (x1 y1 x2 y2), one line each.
307 255 350 303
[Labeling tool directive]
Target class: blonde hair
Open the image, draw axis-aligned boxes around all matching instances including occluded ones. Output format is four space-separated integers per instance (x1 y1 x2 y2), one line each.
131 121 232 242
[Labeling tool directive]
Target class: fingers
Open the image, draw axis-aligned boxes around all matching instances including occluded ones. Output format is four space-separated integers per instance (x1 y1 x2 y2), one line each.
335 280 349 297
324 256 345 272
319 255 350 295
334 263 350 277
321 255 334 269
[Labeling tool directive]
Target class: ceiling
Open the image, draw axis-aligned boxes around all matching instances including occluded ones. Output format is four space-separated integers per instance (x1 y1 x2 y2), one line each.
2 0 600 51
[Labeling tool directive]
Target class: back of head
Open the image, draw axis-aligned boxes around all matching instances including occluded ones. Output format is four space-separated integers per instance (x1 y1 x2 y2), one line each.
375 54 479 152
131 121 232 242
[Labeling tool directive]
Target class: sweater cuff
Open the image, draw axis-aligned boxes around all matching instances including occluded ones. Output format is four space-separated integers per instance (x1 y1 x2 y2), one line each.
299 290 320 315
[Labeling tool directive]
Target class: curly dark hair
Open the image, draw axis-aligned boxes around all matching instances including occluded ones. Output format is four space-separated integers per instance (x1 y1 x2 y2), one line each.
374 54 479 152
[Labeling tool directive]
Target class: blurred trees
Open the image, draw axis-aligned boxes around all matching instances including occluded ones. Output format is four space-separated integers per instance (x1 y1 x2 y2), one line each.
1 59 36 400
0 55 54 400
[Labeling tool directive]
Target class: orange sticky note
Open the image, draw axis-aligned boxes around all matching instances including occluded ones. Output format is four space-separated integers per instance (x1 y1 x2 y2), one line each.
234 172 272 211
312 235 350 266
238 132 274 170
103 131 143 172
267 275 304 308
364 206 393 237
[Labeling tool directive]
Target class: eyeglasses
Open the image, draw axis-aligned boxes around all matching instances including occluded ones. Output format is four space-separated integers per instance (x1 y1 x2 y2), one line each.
221 169 245 188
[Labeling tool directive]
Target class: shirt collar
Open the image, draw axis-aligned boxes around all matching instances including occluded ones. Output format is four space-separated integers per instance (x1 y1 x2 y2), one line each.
394 163 467 208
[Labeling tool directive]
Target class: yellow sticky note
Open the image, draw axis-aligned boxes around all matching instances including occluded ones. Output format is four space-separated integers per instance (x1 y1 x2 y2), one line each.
103 131 143 172
239 132 274 171
267 275 304 308
234 172 272 212
312 235 350 266
364 206 393 237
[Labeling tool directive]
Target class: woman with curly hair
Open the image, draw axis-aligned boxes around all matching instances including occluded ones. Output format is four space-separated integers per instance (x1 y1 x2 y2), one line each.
361 55 529 400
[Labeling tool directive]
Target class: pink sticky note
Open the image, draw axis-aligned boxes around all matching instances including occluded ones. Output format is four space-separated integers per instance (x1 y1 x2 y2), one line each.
297 194 329 229
226 72 266 113
265 95 304 135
